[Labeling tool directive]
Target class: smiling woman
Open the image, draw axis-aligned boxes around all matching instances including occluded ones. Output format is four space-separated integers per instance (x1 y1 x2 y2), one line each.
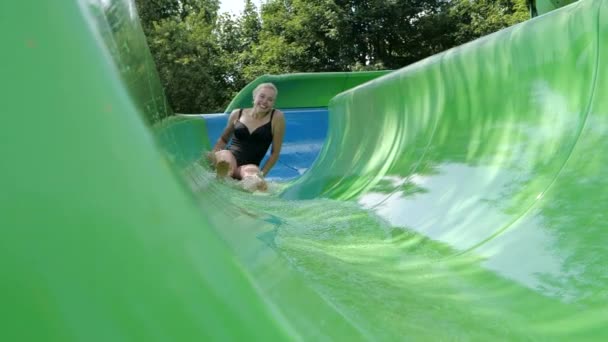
207 83 286 192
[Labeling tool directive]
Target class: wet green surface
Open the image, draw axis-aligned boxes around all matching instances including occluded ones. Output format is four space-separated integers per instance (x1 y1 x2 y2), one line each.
535 0 579 16
2 0 607 340
225 71 390 112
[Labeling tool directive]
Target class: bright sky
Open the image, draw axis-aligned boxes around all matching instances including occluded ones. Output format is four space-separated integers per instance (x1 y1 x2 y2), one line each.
219 0 263 15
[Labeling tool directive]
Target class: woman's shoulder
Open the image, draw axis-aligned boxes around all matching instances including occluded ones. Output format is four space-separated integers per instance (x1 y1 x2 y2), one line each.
229 108 246 119
227 108 245 126
272 109 285 119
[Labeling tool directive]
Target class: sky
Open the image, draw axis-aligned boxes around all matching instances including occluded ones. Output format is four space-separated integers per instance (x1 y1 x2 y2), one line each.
219 0 263 15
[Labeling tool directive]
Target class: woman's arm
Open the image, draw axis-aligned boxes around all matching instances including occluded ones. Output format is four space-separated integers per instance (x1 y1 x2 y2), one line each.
211 109 239 152
206 110 239 164
261 110 286 176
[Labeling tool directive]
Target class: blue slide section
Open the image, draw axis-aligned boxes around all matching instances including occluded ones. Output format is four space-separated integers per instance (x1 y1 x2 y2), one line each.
201 108 329 181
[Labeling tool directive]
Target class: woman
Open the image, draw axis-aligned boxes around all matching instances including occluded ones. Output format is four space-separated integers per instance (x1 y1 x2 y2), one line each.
207 83 286 191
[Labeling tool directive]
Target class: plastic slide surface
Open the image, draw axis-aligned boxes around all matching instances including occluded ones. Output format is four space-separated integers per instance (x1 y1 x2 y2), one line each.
2 0 607 340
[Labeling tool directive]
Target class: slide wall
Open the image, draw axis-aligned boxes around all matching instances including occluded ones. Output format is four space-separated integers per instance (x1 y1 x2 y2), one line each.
2 0 607 340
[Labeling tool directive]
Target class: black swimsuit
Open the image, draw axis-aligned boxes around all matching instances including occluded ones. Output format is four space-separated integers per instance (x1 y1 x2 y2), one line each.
229 108 275 166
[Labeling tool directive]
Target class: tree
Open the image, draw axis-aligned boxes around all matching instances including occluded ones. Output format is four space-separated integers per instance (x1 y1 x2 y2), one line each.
449 0 529 45
134 0 531 113
241 0 262 46
243 0 344 75
144 7 232 112
135 0 219 34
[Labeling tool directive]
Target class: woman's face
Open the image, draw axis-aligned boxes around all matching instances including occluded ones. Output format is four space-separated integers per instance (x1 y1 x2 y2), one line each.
253 87 276 113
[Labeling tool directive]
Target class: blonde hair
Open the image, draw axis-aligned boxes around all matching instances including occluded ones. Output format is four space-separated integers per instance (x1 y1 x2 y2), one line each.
253 82 278 97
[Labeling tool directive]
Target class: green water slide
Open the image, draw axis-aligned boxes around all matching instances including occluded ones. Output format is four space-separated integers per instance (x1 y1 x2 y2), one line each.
532 0 579 16
2 0 608 340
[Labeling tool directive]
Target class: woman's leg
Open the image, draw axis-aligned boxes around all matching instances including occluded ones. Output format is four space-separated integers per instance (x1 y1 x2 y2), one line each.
210 150 237 178
235 164 268 191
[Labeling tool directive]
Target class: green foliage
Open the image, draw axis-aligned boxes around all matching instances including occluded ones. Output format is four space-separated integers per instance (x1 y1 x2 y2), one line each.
449 0 529 45
135 0 530 113
146 10 230 112
135 0 219 33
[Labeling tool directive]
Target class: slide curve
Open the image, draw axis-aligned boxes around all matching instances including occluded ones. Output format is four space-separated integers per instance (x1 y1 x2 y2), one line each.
2 0 607 340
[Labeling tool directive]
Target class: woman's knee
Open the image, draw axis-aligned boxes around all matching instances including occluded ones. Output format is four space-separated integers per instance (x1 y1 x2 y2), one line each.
239 164 261 176
239 165 267 192
215 150 235 162
214 150 237 176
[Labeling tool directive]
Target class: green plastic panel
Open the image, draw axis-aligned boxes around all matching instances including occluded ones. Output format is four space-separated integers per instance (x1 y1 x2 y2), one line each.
535 0 579 15
0 0 287 340
284 0 608 338
225 71 390 112
154 116 212 169
2 0 608 340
